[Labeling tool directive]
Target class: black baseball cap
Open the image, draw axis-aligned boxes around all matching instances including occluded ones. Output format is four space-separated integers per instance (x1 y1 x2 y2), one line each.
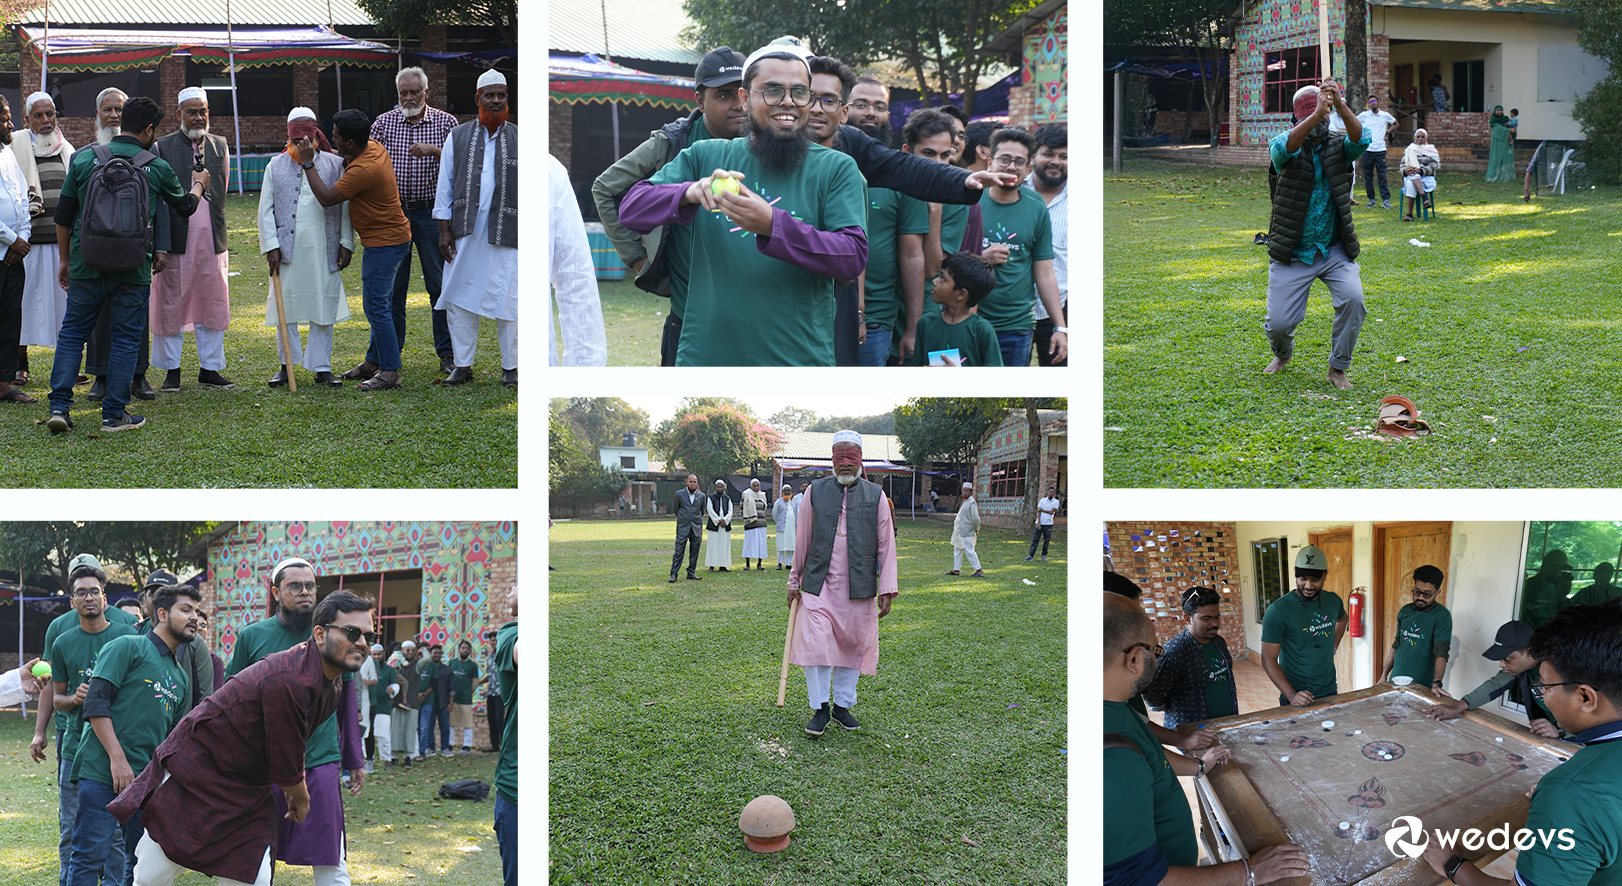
1482 620 1534 660
144 568 180 590
696 47 746 88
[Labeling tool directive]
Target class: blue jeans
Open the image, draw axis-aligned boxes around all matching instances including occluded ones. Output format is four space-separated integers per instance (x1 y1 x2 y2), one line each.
50 278 150 419
419 703 449 752
493 794 517 886
392 206 452 360
858 325 892 367
360 241 411 372
996 329 1034 368
66 778 140 886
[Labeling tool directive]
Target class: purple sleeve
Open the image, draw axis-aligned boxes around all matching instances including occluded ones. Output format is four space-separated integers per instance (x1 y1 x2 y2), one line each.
619 180 699 234
339 678 364 770
757 211 868 279
961 204 983 256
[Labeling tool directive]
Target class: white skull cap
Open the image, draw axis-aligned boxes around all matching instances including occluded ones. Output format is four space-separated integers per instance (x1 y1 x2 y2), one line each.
477 69 507 90
832 430 863 448
24 91 53 115
743 38 813 82
178 86 207 105
271 557 314 583
400 640 417 649
287 106 316 122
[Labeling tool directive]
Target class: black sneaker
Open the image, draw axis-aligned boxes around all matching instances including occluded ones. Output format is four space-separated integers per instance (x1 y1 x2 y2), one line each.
806 703 831 736
131 375 155 400
1023 555 1034 561
668 573 679 583
198 369 235 389
831 705 860 731
47 411 74 434
161 369 182 392
403 756 412 768
102 412 147 432
86 376 107 401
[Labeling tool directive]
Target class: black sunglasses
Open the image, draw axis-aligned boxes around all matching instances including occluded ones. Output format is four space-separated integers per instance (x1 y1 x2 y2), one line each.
321 623 378 646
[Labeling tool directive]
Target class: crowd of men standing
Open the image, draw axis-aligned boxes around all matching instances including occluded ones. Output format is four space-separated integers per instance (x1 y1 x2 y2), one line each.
0 64 517 436
555 38 1067 367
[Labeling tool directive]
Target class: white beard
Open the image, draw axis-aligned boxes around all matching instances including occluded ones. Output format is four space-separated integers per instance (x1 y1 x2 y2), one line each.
185 127 208 139
32 129 61 155
402 104 424 119
96 125 119 145
834 472 860 487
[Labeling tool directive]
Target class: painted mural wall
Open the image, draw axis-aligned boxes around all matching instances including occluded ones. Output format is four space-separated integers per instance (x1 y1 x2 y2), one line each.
1024 6 1068 123
1234 0 1352 146
975 411 1064 525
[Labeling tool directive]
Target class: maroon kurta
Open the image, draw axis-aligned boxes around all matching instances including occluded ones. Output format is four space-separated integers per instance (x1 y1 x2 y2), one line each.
108 638 342 883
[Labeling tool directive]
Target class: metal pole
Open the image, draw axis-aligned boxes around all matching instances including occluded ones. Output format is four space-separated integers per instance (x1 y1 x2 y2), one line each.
41 0 49 92
1113 69 1123 172
611 100 620 160
18 592 26 718
226 0 244 195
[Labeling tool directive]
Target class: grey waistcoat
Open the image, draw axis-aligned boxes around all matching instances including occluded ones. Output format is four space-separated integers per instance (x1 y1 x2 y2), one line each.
1267 130 1359 265
800 476 881 600
448 121 517 248
154 130 228 254
269 151 346 273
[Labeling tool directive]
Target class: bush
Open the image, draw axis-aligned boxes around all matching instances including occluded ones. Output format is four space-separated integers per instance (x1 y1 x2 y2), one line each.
1572 75 1622 185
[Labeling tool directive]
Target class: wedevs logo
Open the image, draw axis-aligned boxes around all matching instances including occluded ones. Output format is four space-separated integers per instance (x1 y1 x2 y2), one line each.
1384 815 1577 859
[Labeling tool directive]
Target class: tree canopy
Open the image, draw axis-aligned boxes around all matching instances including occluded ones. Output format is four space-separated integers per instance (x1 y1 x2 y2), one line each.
805 413 897 435
0 522 219 593
654 405 784 484
1572 0 1622 183
550 413 627 507
1104 0 1234 143
356 0 516 44
893 398 1004 472
555 398 654 450
767 406 822 433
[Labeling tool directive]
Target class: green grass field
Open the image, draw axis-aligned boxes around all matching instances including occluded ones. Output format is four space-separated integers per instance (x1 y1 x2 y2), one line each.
549 517 1066 886
0 194 516 488
0 713 502 885
1105 154 1622 487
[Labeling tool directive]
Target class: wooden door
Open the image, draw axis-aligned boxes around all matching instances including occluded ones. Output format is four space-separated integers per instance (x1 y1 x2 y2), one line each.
1311 528 1355 692
1420 62 1441 101
1373 522 1453 677
1395 64 1414 105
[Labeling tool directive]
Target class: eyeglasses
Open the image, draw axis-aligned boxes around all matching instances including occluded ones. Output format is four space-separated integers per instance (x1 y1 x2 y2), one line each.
72 589 103 598
1124 642 1165 660
279 581 318 595
992 154 1029 169
809 95 844 112
752 85 812 108
849 100 888 113
1410 587 1436 599
321 623 379 646
1531 680 1582 699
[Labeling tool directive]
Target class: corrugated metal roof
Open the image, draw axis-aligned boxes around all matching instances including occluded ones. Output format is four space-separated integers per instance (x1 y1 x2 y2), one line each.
549 0 704 66
774 432 906 463
1370 0 1570 12
22 0 376 28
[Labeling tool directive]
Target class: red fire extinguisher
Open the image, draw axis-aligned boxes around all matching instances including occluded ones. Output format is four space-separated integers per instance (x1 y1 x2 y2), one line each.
1349 586 1366 638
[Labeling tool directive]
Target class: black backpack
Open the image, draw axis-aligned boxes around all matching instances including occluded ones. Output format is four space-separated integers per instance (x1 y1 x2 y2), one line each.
438 778 491 801
79 143 157 272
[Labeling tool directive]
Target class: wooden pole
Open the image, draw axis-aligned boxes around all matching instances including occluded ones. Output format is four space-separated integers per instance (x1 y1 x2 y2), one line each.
1318 0 1332 81
776 596 799 707
270 272 298 392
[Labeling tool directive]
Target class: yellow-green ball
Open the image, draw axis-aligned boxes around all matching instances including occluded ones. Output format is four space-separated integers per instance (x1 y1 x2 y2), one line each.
31 662 51 679
711 176 741 196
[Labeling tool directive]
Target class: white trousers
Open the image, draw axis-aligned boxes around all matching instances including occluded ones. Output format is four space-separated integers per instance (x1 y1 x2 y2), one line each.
154 327 226 371
954 539 981 571
454 727 476 748
1402 174 1437 198
274 323 335 372
447 303 517 369
372 713 393 760
804 665 859 709
133 831 273 886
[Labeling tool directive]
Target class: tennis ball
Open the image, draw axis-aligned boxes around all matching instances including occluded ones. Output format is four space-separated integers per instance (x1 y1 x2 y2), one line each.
31 662 51 679
711 176 741 196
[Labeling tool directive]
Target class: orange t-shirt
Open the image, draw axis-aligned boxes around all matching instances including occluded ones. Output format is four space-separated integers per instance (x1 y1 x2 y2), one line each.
334 140 411 247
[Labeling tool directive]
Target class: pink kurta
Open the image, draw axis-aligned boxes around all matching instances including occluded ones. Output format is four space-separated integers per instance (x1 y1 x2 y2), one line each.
150 207 231 335
786 487 899 674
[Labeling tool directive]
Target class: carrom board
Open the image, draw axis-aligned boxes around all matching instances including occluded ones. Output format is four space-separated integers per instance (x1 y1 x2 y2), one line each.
1179 685 1574 886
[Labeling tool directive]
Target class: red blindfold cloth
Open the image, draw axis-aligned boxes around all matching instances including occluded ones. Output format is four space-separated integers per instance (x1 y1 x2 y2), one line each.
286 118 333 154
1293 92 1321 121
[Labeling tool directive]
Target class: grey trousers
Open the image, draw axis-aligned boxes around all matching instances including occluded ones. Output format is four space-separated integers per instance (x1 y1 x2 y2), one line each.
1263 243 1366 371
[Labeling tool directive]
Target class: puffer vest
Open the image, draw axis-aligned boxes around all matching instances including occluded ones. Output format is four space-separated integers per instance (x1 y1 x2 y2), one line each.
800 476 880 600
1267 131 1359 265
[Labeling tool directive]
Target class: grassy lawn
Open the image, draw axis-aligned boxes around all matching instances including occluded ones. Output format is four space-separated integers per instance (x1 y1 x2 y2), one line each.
1105 154 1622 487
0 713 503 885
1 194 516 488
587 277 666 367
549 517 1066 886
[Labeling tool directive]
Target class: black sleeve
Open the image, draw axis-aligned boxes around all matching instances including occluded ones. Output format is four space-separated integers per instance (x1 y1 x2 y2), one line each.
81 676 120 720
838 125 978 205
53 192 79 229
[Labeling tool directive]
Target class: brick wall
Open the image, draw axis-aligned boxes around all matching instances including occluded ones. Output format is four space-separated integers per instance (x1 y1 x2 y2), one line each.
550 100 573 172
1107 521 1246 658
1008 83 1036 130
1369 34 1390 107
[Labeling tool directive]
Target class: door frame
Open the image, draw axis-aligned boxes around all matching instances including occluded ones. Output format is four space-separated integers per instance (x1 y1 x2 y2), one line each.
1309 527 1355 692
1371 521 1453 677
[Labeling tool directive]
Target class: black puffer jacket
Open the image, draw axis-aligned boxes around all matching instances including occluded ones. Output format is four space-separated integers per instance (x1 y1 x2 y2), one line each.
1267 131 1359 265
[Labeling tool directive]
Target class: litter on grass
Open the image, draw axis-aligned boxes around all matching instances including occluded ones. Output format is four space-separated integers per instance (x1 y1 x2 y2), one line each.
1408 238 1431 247
1022 578 1037 585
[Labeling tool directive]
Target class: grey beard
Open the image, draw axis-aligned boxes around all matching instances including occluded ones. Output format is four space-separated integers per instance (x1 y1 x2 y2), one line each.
185 127 208 139
1310 119 1330 141
402 103 425 118
96 125 119 145
834 472 860 487
740 116 812 174
32 129 61 155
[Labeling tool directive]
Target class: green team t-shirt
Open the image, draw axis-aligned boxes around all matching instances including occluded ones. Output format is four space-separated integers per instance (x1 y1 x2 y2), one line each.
649 138 869 366
976 188 1054 333
1202 640 1237 720
1389 602 1452 685
371 662 398 713
43 604 139 738
72 632 188 786
663 116 712 321
862 188 930 335
448 658 480 705
495 620 518 805
1103 700 1198 868
1260 590 1346 698
939 202 971 256
227 616 353 769
1517 735 1622 886
911 309 1003 367
50 621 138 765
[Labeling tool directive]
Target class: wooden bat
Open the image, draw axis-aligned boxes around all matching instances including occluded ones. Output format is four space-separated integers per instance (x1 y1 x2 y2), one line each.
270 271 298 392
1318 0 1331 82
776 596 799 707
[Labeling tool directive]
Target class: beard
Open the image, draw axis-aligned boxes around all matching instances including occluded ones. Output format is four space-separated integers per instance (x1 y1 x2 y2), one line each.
1131 655 1158 697
0 127 10 146
33 128 61 154
741 116 812 175
1034 164 1065 189
185 126 208 139
834 471 860 487
1309 118 1330 141
856 119 892 147
479 105 509 136
281 605 315 635
322 637 365 673
402 103 424 119
96 125 119 145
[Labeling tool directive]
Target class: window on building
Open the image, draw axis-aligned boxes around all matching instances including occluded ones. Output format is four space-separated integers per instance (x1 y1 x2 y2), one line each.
1253 537 1288 623
620 456 636 469
1451 59 1485 113
988 459 1027 498
1520 521 1622 630
1263 47 1322 115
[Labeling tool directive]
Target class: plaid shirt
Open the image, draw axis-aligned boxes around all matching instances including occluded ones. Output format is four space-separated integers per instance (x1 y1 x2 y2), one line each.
370 106 459 202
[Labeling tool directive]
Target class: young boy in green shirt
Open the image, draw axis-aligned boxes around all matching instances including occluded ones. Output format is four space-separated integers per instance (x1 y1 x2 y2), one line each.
1380 564 1453 690
913 251 1002 366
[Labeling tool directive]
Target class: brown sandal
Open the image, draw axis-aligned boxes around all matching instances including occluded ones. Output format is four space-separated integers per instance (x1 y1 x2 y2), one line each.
1376 395 1431 437
339 362 378 381
357 372 401 391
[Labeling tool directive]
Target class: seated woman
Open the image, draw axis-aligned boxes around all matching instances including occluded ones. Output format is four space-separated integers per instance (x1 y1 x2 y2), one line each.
1401 128 1441 220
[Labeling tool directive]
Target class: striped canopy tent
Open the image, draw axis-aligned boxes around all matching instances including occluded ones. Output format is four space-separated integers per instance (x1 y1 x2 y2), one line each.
773 457 927 518
15 25 396 71
549 52 696 110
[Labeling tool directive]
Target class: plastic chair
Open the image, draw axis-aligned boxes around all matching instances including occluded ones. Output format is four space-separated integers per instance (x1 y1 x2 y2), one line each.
1398 187 1435 221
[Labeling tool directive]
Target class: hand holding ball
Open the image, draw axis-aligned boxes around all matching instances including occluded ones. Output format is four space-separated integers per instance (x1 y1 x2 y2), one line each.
710 175 741 212
31 662 51 679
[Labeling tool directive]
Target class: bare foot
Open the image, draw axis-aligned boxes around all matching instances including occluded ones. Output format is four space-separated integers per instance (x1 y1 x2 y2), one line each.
1327 368 1352 390
1264 356 1289 374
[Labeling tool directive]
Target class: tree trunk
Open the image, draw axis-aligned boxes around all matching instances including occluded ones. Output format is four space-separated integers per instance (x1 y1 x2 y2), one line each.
1345 0 1368 105
906 45 934 104
1021 402 1042 527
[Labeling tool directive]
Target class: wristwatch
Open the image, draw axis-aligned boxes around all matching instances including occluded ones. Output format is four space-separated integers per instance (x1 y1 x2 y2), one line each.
300 158 315 170
1196 757 1206 777
1444 854 1468 883
1052 326 1068 334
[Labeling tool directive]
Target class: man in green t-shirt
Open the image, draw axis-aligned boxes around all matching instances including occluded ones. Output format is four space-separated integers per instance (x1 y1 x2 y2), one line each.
1142 587 1239 731
621 43 870 366
447 639 484 754
368 644 397 769
31 554 138 769
65 582 196 886
1424 620 1561 738
857 185 927 365
1421 600 1622 886
494 588 519 886
1261 544 1349 707
1379 564 1453 690
977 127 1066 367
1104 593 1306 886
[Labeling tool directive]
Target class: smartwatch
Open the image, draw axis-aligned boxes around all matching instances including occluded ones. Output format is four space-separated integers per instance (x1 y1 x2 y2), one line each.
300 158 316 170
1444 854 1468 883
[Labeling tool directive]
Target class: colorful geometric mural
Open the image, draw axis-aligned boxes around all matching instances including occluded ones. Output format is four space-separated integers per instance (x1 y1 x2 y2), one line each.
207 521 517 709
1023 6 1067 123
977 413 1039 521
1234 0 1367 145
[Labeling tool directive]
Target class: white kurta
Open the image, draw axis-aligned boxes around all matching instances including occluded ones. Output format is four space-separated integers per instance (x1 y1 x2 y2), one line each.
545 153 607 366
774 496 797 565
21 243 64 347
740 490 769 558
705 495 733 568
258 166 353 326
433 127 516 322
